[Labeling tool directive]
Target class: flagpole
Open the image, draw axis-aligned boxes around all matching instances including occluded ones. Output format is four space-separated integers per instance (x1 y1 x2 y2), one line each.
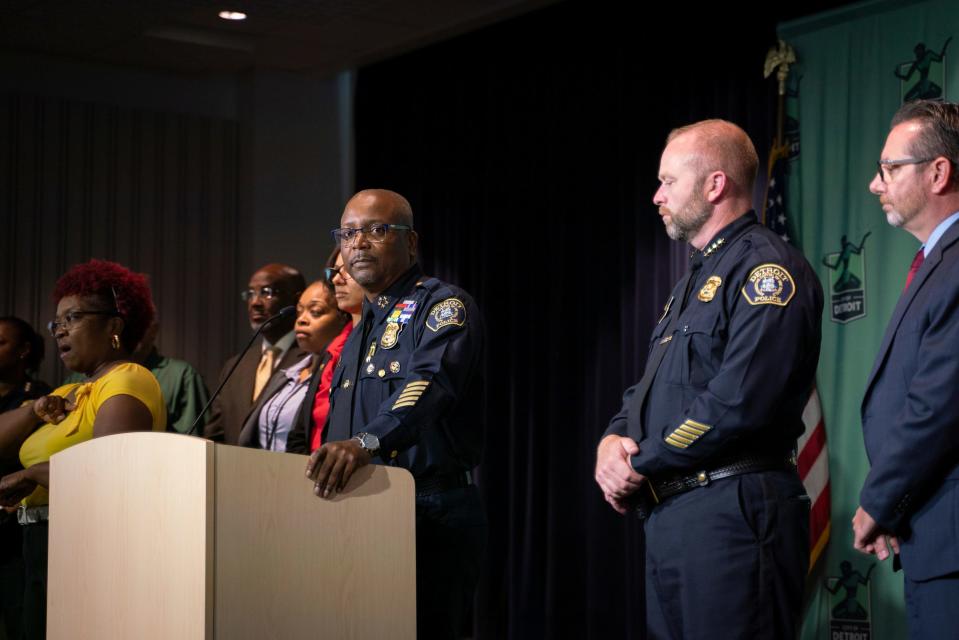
762 40 796 225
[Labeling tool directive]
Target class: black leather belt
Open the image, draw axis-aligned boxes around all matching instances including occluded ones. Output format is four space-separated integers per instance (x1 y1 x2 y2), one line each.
636 454 795 519
415 471 472 497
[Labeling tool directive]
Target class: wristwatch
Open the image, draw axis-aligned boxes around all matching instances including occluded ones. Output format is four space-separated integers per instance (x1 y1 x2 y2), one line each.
352 432 380 457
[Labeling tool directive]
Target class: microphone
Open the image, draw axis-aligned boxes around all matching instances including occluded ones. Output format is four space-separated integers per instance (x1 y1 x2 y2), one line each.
188 306 296 436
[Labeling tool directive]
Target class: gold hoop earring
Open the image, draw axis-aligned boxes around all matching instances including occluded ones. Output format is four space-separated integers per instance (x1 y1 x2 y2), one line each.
111 334 121 350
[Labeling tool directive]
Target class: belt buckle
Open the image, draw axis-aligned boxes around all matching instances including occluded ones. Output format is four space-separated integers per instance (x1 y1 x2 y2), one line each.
647 482 660 505
695 470 710 487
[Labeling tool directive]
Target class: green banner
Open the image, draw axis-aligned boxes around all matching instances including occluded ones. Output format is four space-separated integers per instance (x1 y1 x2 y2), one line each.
780 1 959 637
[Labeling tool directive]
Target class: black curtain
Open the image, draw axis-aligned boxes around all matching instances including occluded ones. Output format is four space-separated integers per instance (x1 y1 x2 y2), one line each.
0 93 241 387
354 1 792 637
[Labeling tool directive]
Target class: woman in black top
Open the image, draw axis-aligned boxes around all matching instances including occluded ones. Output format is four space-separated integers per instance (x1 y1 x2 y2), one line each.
0 316 50 640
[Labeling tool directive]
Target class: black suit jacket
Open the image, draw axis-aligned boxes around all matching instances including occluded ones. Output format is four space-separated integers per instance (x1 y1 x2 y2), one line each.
203 340 308 446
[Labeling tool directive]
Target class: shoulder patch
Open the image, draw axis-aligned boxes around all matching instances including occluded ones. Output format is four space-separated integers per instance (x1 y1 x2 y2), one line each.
741 263 796 306
426 298 466 332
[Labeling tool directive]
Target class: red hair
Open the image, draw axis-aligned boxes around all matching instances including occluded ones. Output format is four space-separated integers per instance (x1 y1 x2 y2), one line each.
53 259 155 351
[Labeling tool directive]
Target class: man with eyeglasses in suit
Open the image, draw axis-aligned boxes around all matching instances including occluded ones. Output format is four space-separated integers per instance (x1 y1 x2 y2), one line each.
856 99 959 638
306 189 486 640
203 263 307 445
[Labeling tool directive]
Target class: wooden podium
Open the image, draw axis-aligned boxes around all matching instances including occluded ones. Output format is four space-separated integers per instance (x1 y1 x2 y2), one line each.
46 433 416 639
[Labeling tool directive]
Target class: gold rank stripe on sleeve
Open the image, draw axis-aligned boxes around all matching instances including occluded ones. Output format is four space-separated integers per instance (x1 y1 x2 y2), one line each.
392 381 430 410
664 418 713 449
397 383 429 399
683 418 710 431
664 436 689 449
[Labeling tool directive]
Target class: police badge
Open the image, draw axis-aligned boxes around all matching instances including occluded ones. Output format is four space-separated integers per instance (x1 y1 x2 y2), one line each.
380 321 401 349
697 276 722 302
381 300 417 348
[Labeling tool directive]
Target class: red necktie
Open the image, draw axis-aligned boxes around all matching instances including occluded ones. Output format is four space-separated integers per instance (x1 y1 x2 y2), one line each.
904 249 925 290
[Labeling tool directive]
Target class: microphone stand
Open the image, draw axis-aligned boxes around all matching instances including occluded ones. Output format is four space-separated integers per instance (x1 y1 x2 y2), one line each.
187 306 296 437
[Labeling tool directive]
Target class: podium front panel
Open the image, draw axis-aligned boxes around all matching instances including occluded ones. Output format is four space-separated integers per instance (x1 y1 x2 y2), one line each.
48 433 214 640
212 446 416 639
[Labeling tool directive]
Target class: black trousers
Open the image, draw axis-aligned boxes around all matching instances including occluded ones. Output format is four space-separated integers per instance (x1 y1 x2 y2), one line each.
21 522 47 640
415 485 487 640
644 470 809 640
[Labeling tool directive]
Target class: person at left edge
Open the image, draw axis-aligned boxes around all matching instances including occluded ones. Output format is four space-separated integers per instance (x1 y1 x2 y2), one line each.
0 317 51 640
306 189 486 640
0 259 166 640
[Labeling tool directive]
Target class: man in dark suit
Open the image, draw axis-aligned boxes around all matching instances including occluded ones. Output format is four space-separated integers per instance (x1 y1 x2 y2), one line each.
857 99 959 638
203 263 307 445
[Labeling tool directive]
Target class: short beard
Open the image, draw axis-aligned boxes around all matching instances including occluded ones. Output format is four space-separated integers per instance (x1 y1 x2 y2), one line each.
663 198 711 242
885 210 905 228
883 190 925 229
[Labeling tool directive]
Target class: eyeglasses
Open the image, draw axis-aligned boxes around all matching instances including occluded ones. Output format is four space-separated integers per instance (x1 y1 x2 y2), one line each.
240 286 285 302
324 265 348 283
876 157 935 183
330 223 412 247
47 310 118 336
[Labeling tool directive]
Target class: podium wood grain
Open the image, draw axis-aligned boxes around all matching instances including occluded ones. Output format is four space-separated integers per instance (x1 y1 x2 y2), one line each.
47 433 415 639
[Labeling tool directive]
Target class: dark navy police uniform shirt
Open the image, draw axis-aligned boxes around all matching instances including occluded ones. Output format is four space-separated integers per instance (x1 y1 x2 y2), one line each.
606 211 824 478
326 264 485 479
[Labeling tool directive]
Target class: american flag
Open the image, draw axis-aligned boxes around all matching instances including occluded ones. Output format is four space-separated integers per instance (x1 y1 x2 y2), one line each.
763 139 831 570
763 143 792 242
798 387 832 568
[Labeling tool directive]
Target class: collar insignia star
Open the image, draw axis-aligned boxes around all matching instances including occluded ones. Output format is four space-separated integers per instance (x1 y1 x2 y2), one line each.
702 237 726 257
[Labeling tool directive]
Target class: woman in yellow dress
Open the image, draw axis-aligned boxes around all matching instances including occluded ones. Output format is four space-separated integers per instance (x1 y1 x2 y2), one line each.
0 259 165 639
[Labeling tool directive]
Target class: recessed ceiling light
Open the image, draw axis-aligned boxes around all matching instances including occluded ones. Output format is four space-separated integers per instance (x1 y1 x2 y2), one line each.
218 10 247 21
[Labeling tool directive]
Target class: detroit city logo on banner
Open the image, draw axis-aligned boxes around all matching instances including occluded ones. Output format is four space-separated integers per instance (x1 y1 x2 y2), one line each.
824 559 875 640
822 233 869 324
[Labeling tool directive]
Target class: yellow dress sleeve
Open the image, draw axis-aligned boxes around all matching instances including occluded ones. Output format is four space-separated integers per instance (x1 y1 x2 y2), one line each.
91 363 167 430
18 363 166 507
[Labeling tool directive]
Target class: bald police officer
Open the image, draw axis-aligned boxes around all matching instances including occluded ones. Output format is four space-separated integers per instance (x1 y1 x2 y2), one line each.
595 120 823 639
307 189 486 640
